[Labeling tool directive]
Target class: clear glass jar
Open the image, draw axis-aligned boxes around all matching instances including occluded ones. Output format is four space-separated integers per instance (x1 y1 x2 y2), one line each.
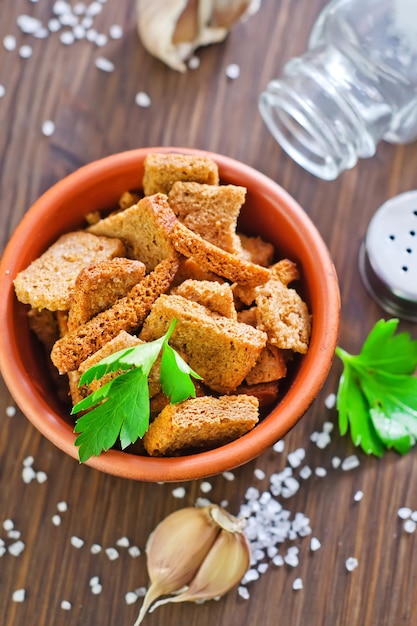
259 0 417 180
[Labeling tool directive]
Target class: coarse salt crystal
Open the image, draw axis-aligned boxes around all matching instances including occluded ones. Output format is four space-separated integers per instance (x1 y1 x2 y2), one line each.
403 519 417 533
323 421 334 433
52 514 61 526
86 1 103 16
331 456 341 469
3 35 17 51
341 455 360 471
287 448 305 468
225 63 240 79
258 562 268 574
315 467 327 478
8 540 25 557
109 24 123 39
89 576 100 587
61 600 72 610
90 543 102 554
172 486 186 498
3 519 14 531
345 557 359 572
241 568 259 584
398 506 412 520
60 31 75 45
17 15 43 35
105 547 119 561
95 57 115 72
299 465 312 480
36 471 48 484
86 28 98 42
272 554 284 567
48 18 61 32
273 440 285 453
222 471 235 481
293 578 303 590
135 587 147 598
91 584 103 595
59 14 79 27
353 490 364 502
73 25 86 39
125 591 138 605
310 431 319 442
284 552 299 567
128 546 141 557
254 468 266 480
57 501 68 512
135 91 151 108
188 55 200 70
6 405 16 416
116 536 130 547
12 589 26 602
70 536 84 549
324 393 336 409
410 511 417 522
94 33 108 47
19 45 33 59
53 1 71 15
8 530 21 539
310 537 321 551
22 466 36 483
34 28 49 39
73 2 86 15
238 585 250 599
23 456 34 467
315 431 331 449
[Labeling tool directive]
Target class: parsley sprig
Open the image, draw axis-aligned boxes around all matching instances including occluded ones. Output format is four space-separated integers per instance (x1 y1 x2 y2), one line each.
71 319 202 463
335 319 417 457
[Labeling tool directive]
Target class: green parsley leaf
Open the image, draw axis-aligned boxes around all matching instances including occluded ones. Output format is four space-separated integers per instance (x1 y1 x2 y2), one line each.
71 319 201 463
335 318 417 457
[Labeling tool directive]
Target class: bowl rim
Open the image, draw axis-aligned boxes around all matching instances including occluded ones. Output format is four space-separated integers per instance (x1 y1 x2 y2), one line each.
0 147 340 481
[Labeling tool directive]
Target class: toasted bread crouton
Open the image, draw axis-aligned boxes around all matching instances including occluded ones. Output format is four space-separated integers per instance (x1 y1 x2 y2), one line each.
171 257 223 287
67 258 146 331
51 256 180 374
238 234 275 266
172 279 237 319
231 381 280 408
27 308 60 350
142 153 219 196
245 345 287 385
67 369 87 406
236 307 257 327
170 221 270 287
143 394 259 456
88 193 177 271
270 259 300 285
255 279 311 354
168 182 245 254
119 190 141 210
139 294 267 393
13 232 126 311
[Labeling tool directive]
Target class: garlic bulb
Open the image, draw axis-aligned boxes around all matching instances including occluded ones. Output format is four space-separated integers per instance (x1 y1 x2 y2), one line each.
136 0 262 72
134 504 250 625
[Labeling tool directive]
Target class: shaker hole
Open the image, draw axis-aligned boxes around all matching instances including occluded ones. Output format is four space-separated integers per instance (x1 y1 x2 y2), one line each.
388 234 395 240
410 230 416 236
413 210 417 216
406 247 412 254
402 266 409 272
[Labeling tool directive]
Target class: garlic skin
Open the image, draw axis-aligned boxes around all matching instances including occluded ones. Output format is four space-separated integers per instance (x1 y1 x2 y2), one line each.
136 0 262 72
134 504 250 625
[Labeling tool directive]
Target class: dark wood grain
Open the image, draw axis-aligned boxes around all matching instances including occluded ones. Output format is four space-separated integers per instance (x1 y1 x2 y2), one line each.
2 1 417 625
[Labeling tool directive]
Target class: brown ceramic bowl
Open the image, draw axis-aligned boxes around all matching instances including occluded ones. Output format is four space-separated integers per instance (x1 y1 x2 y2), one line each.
0 147 340 482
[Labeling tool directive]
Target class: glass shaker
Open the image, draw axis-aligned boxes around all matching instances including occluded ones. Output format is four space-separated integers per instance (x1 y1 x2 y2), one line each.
259 0 417 180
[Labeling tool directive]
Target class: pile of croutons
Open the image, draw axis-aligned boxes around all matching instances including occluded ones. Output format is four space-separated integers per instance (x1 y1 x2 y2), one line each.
13 153 311 457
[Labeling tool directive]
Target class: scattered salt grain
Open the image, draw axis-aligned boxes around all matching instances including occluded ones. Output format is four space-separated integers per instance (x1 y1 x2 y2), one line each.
3 519 14 532
89 576 100 587
299 465 312 480
19 45 33 59
172 486 186 499
125 591 138 605
273 440 285 453
310 431 319 443
225 63 240 79
22 466 36 484
86 1 103 17
238 585 250 599
220 499 229 508
116 536 130 548
345 557 359 572
323 421 334 433
61 600 72 610
17 15 43 35
398 507 412 520
90 543 102 554
195 497 211 507
315 467 327 478
287 448 305 468
8 530 21 539
254 468 266 480
128 546 141 558
403 519 417 533
52 514 61 526
70 536 84 549
3 35 17 51
109 24 123 39
6 405 16 417
222 471 235 481
42 120 55 137
95 57 115 72
310 537 321 551
272 554 284 567
315 431 331 449
57 501 68 513
324 393 336 409
241 568 259 584
135 91 151 108
200 481 212 493
135 587 147 598
411 511 417 522
284 551 299 567
331 456 341 469
8 540 25 557
73 2 87 15
281 476 300 498
36 471 48 484
258 562 268 574
73 25 86 39
91 583 103 595
48 19 62 32
34 28 49 39
86 28 98 42
59 13 79 27
23 456 34 467
341 455 360 471
353 490 364 502
293 577 303 590
60 31 75 45
94 33 108 47
53 1 71 15
105 547 119 561
188 55 200 70
12 589 26 602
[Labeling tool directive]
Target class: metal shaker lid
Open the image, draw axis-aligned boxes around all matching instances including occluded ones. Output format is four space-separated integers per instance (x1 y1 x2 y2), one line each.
359 190 417 322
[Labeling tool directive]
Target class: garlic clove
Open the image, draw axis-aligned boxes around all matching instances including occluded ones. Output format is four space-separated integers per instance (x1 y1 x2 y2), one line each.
134 506 220 625
136 0 262 72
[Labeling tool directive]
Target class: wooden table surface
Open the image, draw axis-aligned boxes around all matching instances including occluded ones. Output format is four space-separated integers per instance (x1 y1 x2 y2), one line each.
2 1 417 625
